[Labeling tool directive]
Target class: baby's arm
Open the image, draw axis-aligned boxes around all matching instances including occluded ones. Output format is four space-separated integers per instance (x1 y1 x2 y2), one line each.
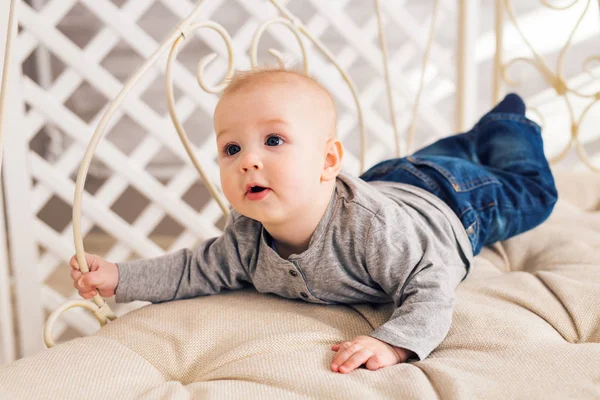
70 215 253 304
365 205 467 361
115 219 252 303
330 257 458 373
331 205 467 373
368 262 458 361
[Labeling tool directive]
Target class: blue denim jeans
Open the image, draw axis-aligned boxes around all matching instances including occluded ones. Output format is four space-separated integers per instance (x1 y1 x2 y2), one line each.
360 111 558 256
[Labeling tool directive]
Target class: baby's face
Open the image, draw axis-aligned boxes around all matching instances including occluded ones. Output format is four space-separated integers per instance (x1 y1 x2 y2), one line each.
214 76 335 225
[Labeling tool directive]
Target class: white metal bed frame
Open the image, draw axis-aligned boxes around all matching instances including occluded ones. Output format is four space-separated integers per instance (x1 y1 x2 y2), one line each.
0 0 598 362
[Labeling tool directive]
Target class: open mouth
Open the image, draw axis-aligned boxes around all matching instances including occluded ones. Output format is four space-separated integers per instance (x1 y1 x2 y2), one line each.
249 186 267 193
246 185 271 200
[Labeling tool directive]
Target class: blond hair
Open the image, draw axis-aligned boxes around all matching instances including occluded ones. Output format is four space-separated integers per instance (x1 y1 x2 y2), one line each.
224 67 335 110
225 66 311 88
219 67 338 138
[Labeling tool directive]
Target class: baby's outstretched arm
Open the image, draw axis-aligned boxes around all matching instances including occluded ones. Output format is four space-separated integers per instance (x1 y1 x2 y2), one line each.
112 214 253 303
330 259 460 373
335 204 468 372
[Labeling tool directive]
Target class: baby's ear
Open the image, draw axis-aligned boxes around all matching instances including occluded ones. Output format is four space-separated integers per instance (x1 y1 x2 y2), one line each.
322 138 344 182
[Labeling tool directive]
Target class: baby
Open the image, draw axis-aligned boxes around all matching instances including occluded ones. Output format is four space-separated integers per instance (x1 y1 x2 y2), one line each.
70 68 557 374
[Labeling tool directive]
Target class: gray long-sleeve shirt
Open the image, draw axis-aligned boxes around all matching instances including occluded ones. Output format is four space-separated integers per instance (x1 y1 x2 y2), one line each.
116 173 473 360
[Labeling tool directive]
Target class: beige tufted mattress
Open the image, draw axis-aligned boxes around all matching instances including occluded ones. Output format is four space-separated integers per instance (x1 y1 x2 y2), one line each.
1 168 599 399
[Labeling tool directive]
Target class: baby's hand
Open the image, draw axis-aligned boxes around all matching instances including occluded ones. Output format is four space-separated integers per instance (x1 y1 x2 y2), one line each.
330 335 415 374
69 253 119 299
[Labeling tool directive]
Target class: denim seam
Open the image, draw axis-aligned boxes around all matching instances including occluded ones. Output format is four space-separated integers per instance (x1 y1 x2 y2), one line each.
494 201 551 213
460 205 478 250
458 206 473 218
465 220 477 237
392 163 445 200
476 113 541 131
406 156 460 189
473 213 480 246
475 202 496 211
361 166 393 180
407 156 501 192
365 162 444 195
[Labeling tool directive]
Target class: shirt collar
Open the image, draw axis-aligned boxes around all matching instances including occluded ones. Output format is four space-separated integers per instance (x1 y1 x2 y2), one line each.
260 181 340 260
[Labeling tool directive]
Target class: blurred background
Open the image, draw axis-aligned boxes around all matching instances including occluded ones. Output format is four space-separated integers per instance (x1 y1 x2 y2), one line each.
1 0 599 362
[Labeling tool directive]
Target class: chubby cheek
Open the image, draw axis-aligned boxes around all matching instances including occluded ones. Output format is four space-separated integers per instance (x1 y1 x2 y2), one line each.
220 170 239 207
276 162 319 202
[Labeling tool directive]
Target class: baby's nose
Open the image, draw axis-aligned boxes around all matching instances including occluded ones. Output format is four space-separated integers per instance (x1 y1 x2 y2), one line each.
240 152 263 171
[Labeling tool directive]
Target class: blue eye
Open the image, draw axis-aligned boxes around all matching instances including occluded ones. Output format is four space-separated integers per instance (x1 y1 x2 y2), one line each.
225 144 241 156
266 135 283 147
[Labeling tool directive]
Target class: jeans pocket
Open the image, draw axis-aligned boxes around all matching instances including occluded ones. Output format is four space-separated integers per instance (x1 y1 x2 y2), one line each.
406 155 501 192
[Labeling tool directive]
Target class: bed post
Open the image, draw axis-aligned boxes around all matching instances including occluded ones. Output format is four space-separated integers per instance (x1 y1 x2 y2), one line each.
493 0 504 105
0 0 18 364
1 0 45 358
457 0 479 132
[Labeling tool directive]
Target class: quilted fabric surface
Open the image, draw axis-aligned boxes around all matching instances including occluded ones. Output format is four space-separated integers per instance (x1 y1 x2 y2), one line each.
1 169 599 399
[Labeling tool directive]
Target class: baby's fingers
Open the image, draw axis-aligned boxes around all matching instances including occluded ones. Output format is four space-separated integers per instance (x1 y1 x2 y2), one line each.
338 349 373 374
79 289 98 299
78 271 105 291
70 268 82 283
73 276 96 299
69 253 100 271
69 255 79 270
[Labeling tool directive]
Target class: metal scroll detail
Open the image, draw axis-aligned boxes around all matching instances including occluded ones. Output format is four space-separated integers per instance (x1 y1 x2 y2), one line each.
499 0 600 172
